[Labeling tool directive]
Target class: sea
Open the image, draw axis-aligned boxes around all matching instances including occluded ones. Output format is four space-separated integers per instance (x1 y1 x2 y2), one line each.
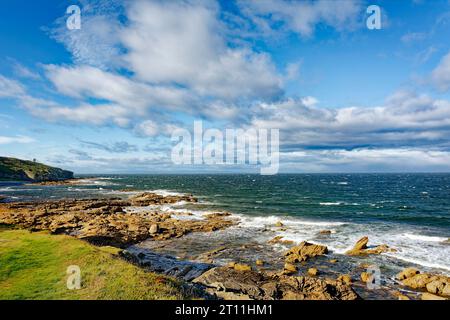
1 173 449 297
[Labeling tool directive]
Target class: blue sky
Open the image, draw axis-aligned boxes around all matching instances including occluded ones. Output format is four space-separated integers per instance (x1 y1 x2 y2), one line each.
1 0 450 173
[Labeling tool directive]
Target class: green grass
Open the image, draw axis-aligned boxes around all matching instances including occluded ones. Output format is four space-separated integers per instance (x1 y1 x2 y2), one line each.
0 229 190 300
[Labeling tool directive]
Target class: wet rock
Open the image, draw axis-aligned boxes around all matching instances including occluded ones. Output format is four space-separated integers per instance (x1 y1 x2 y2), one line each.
256 260 264 266
392 291 410 300
329 259 338 264
284 263 298 274
130 192 197 206
360 272 372 283
284 241 328 263
192 267 359 300
319 230 332 235
275 221 284 227
124 248 212 282
234 263 252 272
268 236 294 246
346 237 393 256
337 274 352 285
0 196 236 247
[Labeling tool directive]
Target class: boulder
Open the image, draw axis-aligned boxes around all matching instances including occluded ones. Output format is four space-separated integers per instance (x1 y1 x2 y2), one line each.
234 263 252 272
396 267 420 280
284 241 328 263
346 237 393 256
337 274 352 285
284 263 298 274
360 272 372 283
149 224 159 235
421 292 447 300
192 267 359 300
307 268 318 276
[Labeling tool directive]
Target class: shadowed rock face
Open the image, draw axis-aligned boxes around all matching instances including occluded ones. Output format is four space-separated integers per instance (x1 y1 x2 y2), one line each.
193 266 359 300
0 193 236 247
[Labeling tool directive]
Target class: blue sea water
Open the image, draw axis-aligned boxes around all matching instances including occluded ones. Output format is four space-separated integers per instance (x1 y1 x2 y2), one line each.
1 173 449 274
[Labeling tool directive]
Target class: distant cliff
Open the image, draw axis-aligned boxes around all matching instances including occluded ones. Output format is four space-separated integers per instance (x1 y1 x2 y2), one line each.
0 157 74 182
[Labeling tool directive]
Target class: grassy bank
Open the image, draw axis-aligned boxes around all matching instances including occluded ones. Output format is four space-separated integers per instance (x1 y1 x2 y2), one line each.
0 227 189 300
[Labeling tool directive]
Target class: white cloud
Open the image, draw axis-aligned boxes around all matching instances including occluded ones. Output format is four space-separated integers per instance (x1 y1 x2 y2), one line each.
238 0 362 37
401 32 427 44
121 0 283 100
0 75 26 98
280 148 450 172
249 90 450 149
44 65 193 113
431 51 450 92
0 135 35 144
12 63 41 80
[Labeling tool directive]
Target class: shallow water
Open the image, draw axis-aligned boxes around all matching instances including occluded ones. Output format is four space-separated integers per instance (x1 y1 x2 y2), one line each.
1 174 449 283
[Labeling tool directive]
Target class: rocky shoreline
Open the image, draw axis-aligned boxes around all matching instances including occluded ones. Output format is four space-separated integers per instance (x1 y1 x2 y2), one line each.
0 190 448 300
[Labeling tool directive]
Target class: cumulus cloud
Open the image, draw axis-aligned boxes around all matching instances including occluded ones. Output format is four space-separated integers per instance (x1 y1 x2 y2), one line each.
248 91 450 150
44 64 193 113
431 51 450 92
121 0 283 100
49 0 124 69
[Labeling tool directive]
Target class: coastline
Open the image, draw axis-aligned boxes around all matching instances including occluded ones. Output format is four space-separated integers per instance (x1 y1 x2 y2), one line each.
0 177 449 300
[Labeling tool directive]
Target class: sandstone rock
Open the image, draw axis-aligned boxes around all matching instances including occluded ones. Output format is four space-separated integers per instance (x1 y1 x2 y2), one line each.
275 221 284 227
353 236 369 250
284 263 298 274
392 291 410 300
284 241 328 263
256 260 264 266
421 292 447 300
268 236 294 246
0 196 235 247
234 263 252 272
308 268 318 276
337 274 352 285
149 224 159 234
346 236 393 256
361 272 372 283
396 267 420 280
329 259 338 264
193 267 359 300
402 273 436 289
426 279 446 295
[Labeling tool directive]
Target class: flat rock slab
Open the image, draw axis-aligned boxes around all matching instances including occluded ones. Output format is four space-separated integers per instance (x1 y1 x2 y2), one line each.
124 247 214 282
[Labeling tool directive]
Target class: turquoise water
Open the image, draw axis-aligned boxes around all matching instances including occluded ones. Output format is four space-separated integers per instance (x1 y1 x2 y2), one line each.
1 173 449 273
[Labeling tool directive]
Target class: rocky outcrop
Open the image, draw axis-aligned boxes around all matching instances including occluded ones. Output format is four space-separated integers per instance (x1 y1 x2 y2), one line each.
284 241 328 263
0 193 236 247
396 267 450 299
129 192 197 206
192 266 359 300
0 157 73 182
345 236 395 256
